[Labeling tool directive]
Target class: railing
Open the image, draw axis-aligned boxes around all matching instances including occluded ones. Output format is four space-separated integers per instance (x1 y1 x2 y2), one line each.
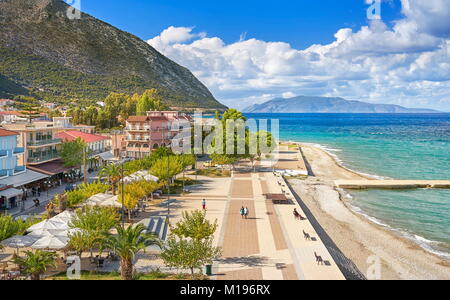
126 136 150 141
0 150 7 157
0 170 8 177
27 138 62 147
126 126 150 131
27 152 60 163
13 147 25 154
14 166 26 173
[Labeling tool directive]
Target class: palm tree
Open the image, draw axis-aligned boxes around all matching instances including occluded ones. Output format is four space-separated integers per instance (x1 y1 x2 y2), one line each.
103 224 159 280
99 164 122 195
12 250 57 280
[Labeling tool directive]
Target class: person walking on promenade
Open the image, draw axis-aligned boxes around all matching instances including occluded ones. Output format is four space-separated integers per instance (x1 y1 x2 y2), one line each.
240 206 245 219
202 199 206 211
244 207 249 219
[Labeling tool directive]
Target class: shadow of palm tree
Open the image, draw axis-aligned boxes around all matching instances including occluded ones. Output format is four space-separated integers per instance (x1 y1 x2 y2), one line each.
217 256 269 268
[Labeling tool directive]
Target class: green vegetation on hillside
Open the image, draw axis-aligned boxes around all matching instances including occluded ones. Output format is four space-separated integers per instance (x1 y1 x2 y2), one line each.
0 46 220 108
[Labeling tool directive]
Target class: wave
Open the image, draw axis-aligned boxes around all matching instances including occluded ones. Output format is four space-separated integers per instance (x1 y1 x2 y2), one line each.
300 142 388 180
289 139 450 261
344 191 450 261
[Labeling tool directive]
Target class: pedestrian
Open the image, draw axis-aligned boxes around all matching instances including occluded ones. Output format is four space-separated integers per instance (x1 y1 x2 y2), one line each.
240 206 245 219
244 207 249 219
202 199 206 211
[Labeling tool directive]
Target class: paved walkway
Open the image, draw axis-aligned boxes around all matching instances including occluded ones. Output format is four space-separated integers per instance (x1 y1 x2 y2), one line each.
212 169 344 280
6 171 99 217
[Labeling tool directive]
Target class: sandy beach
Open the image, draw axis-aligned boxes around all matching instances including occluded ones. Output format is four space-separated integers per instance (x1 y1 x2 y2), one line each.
288 143 450 280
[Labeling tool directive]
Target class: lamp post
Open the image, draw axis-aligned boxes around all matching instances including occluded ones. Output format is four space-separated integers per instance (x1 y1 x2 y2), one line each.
167 154 170 222
121 160 125 228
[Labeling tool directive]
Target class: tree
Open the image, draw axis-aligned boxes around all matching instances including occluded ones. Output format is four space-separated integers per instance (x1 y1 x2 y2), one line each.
160 237 221 279
170 210 218 242
150 156 183 184
136 89 167 115
179 154 197 191
70 206 119 234
209 109 250 170
70 206 119 257
60 138 87 168
0 215 40 242
103 224 160 280
210 153 238 173
118 193 139 221
12 250 57 280
99 164 122 195
67 231 94 257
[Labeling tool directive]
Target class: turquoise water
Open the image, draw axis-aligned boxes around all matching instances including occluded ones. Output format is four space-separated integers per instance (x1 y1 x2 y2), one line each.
245 113 450 258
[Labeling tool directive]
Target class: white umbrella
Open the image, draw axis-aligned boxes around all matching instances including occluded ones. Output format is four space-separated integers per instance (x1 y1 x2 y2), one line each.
50 211 74 223
27 228 78 238
27 219 70 232
31 235 69 250
85 193 110 206
1 235 39 248
100 195 122 208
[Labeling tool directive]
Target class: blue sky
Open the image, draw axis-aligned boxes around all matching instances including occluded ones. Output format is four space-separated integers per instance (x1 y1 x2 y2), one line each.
82 0 402 49
80 0 450 111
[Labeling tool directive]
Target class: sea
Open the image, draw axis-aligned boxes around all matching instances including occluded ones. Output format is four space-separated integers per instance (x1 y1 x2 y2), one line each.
244 113 450 259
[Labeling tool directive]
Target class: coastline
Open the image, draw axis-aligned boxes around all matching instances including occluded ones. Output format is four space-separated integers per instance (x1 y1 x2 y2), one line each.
285 141 450 280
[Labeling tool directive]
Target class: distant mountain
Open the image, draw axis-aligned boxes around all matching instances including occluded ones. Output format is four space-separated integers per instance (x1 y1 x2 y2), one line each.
243 96 440 113
0 0 226 109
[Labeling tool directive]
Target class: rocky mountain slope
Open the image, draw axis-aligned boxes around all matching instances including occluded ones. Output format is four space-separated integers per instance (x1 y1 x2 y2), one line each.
0 0 225 109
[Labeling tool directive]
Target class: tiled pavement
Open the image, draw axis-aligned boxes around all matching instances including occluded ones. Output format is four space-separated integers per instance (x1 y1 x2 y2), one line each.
215 161 345 280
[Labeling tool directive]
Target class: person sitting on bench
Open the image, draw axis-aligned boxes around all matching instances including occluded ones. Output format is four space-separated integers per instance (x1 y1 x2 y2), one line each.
293 208 306 220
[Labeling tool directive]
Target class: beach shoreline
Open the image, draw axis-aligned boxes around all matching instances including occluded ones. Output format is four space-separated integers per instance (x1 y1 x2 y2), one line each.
283 141 450 280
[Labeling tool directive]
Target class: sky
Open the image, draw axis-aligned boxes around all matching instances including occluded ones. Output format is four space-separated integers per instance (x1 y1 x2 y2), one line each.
80 0 450 111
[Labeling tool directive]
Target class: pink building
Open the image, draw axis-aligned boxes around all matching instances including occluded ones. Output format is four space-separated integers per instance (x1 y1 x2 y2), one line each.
125 111 192 158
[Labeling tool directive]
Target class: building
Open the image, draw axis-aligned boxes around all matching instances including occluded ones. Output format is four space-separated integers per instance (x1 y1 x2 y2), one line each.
125 111 192 159
0 99 15 108
0 129 48 210
0 111 26 123
1 117 91 179
42 102 57 110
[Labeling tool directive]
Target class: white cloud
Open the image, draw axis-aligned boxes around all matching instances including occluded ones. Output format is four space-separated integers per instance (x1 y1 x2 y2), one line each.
147 1 450 111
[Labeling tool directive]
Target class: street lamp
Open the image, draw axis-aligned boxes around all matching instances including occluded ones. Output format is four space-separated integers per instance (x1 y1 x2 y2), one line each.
121 161 125 228
167 154 170 222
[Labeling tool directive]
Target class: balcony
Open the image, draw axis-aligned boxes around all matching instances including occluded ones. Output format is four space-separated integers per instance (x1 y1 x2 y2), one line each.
126 126 150 132
27 152 60 164
0 150 7 157
27 138 62 147
13 147 25 154
126 136 150 142
14 166 26 174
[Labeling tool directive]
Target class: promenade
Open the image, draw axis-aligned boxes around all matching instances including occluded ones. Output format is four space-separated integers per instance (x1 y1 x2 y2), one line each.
172 145 345 280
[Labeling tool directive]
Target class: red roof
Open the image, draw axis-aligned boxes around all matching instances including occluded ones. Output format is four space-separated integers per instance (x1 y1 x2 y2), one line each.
127 116 149 122
56 131 109 143
0 128 19 137
0 111 21 116
148 116 169 121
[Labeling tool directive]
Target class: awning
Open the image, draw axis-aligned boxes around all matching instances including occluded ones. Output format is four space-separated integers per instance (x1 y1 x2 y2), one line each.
0 188 22 199
27 160 73 176
96 151 115 161
264 194 289 201
0 170 49 187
